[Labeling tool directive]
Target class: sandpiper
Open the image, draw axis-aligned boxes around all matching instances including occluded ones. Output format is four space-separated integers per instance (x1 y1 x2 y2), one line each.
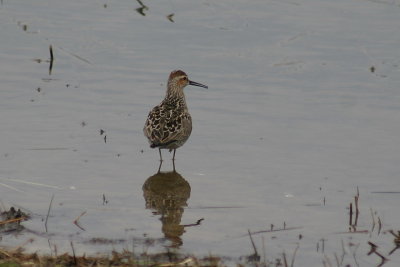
144 70 208 164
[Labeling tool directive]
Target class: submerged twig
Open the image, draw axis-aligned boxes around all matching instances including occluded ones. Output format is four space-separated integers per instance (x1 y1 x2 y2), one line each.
350 242 360 267
377 216 382 235
135 0 148 16
49 45 54 61
348 188 361 232
349 202 353 227
388 230 400 255
247 229 260 261
290 244 299 267
0 216 27 225
367 242 387 266
45 194 54 232
336 230 369 234
374 251 388 266
248 226 302 236
340 239 346 265
57 46 91 64
369 208 376 234
323 254 333 267
49 45 54 75
248 229 258 254
354 187 360 227
73 211 87 231
102 193 108 205
367 241 378 256
334 253 340 267
167 13 174 22
282 251 288 267
70 241 77 265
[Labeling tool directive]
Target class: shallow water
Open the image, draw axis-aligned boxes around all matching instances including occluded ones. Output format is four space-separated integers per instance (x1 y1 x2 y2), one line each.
1 0 400 265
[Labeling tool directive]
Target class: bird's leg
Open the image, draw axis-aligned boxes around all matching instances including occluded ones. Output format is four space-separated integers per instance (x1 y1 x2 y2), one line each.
158 160 162 173
172 149 177 172
158 148 163 162
157 148 163 173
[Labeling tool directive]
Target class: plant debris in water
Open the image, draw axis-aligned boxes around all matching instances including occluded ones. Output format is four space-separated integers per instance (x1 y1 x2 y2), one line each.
0 207 29 233
2 189 400 266
0 248 223 267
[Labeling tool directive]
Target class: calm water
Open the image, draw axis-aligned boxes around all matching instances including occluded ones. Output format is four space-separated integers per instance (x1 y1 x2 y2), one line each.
1 0 400 265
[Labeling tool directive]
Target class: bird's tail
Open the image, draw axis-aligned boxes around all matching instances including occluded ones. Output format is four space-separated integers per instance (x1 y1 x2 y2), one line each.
150 139 176 148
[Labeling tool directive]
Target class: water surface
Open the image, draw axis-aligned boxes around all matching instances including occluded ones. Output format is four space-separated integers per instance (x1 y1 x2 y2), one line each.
1 0 400 265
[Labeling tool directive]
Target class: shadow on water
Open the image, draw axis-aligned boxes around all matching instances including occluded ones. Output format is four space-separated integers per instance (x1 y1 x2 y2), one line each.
142 170 191 248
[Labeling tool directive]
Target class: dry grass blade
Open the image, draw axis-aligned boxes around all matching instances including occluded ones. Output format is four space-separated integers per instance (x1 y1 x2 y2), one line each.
370 208 376 234
282 251 288 267
247 229 260 261
49 45 54 75
249 226 302 236
354 187 360 227
45 194 54 232
367 242 388 266
0 216 27 225
290 244 299 267
158 257 198 267
0 249 12 258
73 211 87 231
70 241 77 265
349 202 353 227
167 13 174 22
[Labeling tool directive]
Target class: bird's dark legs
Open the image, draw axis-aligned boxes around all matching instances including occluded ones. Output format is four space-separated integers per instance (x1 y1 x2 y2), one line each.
156 148 177 172
157 160 162 173
172 149 176 172
157 148 163 173
158 148 163 162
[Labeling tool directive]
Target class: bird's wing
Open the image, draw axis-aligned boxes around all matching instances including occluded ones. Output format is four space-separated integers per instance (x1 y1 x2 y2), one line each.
143 105 164 144
144 105 191 146
160 110 192 144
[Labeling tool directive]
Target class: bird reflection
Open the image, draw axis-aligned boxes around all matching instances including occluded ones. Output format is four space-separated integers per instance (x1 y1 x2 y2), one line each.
142 170 191 247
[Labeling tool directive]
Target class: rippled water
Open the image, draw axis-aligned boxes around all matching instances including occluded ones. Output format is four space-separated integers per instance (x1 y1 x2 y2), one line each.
1 0 400 265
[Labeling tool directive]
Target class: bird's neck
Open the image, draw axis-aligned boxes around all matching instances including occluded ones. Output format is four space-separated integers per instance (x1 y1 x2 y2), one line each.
164 90 187 109
165 85 186 102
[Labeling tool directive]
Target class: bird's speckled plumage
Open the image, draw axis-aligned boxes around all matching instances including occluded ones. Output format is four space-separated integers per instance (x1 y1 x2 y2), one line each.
144 70 207 163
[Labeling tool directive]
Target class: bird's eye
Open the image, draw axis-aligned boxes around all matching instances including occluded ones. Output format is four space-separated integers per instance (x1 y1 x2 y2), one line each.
182 77 187 81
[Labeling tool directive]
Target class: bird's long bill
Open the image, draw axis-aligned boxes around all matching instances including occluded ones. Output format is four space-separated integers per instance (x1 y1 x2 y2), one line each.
189 80 208 89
